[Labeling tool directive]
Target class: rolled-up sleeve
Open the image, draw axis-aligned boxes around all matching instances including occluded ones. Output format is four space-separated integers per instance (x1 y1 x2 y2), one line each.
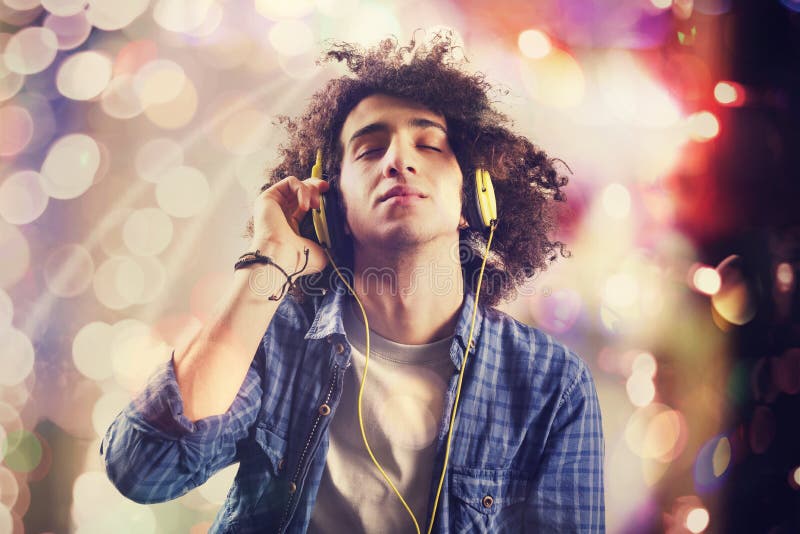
525 360 605 533
101 347 263 504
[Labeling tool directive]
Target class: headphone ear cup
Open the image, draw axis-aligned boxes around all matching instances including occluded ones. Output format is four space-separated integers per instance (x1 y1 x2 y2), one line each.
322 178 347 261
464 168 498 231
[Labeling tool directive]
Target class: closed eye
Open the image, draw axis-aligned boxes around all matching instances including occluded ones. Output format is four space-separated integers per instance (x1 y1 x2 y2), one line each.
418 145 442 152
355 148 384 160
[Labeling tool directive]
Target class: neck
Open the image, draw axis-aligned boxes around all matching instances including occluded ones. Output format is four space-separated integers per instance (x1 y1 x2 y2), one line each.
349 239 465 345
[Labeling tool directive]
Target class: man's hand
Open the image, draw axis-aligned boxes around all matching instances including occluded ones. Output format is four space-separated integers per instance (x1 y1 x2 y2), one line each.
250 176 331 274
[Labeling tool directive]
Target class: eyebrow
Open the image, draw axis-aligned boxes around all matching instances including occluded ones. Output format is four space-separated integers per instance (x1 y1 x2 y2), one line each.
346 118 448 148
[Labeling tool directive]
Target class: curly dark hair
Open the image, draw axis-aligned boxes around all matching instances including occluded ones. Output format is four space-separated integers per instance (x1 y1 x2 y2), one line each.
254 32 569 308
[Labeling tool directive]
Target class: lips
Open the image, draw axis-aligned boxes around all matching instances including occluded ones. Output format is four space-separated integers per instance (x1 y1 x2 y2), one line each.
379 185 427 202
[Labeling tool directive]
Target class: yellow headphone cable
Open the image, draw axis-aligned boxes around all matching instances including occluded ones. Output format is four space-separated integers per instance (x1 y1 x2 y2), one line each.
321 218 498 534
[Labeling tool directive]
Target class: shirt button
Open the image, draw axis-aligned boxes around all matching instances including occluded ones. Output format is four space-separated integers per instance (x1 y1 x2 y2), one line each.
318 403 331 416
482 495 494 509
288 481 297 494
326 335 334 344
334 342 345 354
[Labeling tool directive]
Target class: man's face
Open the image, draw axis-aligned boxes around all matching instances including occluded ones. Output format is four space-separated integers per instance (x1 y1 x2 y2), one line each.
337 94 465 253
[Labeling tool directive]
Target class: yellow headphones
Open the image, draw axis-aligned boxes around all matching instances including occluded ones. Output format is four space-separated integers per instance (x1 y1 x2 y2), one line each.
303 150 498 534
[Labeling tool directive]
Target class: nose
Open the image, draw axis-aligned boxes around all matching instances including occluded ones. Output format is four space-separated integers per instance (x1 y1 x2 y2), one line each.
382 139 417 178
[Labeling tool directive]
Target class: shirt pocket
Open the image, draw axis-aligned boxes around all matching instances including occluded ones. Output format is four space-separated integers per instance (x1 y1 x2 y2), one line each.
449 467 529 534
230 423 291 529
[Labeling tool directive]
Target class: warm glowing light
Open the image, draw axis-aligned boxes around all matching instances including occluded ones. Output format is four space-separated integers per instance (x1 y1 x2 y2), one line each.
135 138 184 183
0 221 30 288
345 3 401 45
0 328 34 386
520 48 585 108
0 466 18 509
219 108 272 155
626 373 655 407
255 0 315 20
685 507 710 533
793 466 800 487
714 81 737 104
776 262 794 291
39 133 100 199
712 255 756 325
518 30 551 59
601 183 631 219
100 74 144 119
123 208 174 256
642 409 683 460
72 322 114 381
155 165 210 218
91 391 131 436
692 266 721 295
110 319 170 392
651 0 672 8
0 289 11 332
688 111 720 141
0 170 48 225
84 0 149 31
604 273 639 309
44 243 94 298
143 76 198 129
316 0 359 18
3 27 59 75
57 51 113 100
93 256 145 310
269 19 314 57
152 0 216 33
42 0 87 16
0 60 25 102
134 59 187 106
0 105 33 157
712 436 731 477
632 352 657 378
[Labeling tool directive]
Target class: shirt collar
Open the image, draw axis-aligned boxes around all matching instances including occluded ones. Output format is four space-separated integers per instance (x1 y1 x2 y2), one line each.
303 274 486 367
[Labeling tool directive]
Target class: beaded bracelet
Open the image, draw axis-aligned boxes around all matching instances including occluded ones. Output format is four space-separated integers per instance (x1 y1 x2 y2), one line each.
234 248 309 300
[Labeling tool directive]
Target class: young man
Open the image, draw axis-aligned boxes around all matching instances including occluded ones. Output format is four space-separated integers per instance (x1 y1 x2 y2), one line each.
102 35 605 533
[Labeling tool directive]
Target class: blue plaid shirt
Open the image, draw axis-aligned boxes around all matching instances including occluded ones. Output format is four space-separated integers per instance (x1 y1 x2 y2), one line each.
102 279 605 533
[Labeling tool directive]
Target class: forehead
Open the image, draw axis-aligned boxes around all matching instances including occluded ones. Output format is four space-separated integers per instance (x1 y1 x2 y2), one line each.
340 94 446 144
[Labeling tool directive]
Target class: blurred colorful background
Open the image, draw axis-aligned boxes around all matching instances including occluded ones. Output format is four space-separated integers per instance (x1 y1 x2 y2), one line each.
1 0 799 532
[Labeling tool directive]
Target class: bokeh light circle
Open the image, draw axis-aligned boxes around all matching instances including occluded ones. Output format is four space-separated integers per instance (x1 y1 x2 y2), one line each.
686 507 710 533
44 243 94 297
143 76 197 129
0 105 33 157
518 29 551 59
0 288 11 331
254 0 315 20
110 319 170 392
39 133 100 199
2 430 42 473
44 11 92 50
0 466 18 509
0 327 34 386
0 170 48 225
134 59 186 106
155 165 210 218
93 256 145 310
100 74 144 119
85 0 149 31
135 137 183 183
153 0 216 33
91 390 131 437
42 0 87 16
123 207 173 256
0 221 30 288
57 50 112 100
269 19 313 56
72 321 114 381
520 48 585 108
3 27 58 75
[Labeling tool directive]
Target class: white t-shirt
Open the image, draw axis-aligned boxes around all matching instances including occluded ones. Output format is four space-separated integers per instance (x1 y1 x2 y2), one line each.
308 299 455 533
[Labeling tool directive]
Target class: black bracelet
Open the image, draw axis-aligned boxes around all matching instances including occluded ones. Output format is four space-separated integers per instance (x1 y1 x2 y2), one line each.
234 248 310 300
